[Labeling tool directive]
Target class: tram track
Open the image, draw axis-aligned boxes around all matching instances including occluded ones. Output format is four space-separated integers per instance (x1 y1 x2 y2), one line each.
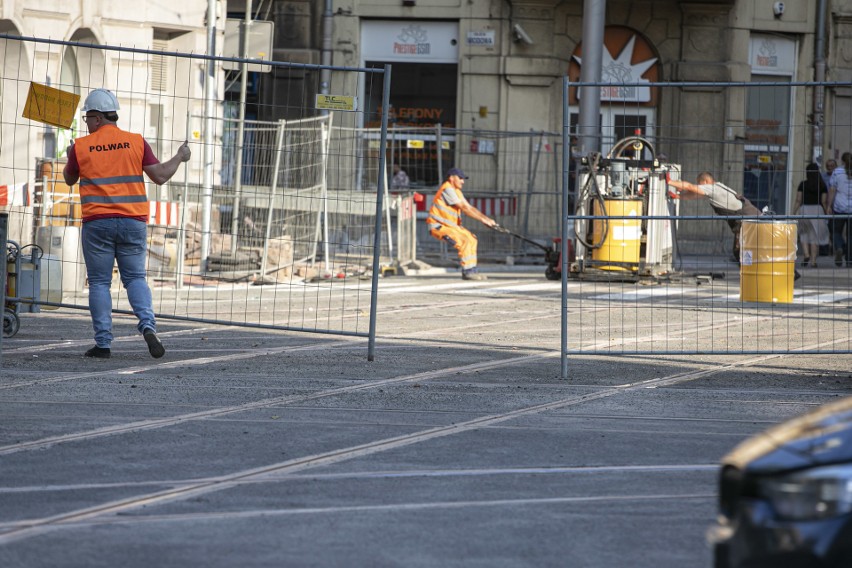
0 298 817 456
0 348 786 544
2 277 850 548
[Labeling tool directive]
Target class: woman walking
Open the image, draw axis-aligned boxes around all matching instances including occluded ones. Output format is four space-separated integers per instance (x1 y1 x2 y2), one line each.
793 163 829 267
828 152 852 267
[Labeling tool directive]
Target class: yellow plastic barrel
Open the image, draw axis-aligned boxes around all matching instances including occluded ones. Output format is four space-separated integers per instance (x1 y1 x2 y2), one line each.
740 220 797 303
592 197 643 271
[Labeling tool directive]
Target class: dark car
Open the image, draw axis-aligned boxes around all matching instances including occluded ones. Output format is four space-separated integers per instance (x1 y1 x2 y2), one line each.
709 397 852 568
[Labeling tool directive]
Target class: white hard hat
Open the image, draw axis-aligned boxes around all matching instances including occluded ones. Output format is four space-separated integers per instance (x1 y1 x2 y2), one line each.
82 88 120 113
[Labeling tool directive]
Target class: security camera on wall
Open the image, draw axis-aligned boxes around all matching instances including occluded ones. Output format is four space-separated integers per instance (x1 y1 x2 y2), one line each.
773 2 785 17
513 23 534 45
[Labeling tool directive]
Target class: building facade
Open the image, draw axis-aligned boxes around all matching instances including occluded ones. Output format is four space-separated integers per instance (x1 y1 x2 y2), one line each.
4 1 852 251
256 0 844 249
0 0 216 193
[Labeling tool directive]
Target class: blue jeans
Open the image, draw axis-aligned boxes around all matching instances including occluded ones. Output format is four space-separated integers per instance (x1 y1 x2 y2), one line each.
832 214 852 262
82 217 156 347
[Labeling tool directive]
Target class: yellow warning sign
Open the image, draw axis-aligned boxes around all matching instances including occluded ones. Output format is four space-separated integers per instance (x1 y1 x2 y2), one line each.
22 83 81 129
407 140 425 149
315 94 357 112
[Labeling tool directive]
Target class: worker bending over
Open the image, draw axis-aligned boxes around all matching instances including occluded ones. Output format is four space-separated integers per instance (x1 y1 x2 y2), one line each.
427 168 497 281
666 171 761 262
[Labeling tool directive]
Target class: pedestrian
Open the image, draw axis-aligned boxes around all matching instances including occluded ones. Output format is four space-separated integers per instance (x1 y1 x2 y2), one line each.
821 158 838 257
427 167 496 281
793 163 829 267
822 158 837 188
666 171 761 262
62 88 191 359
828 152 852 267
391 163 410 190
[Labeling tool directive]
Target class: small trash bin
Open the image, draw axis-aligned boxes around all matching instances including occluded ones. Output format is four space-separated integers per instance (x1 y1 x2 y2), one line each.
740 219 797 303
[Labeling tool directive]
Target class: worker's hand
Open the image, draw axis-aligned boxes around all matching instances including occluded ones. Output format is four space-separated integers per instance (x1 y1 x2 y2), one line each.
483 217 497 228
177 140 191 162
667 188 680 200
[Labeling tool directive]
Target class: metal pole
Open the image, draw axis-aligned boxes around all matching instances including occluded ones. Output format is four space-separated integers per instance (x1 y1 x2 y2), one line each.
522 132 534 246
383 167 394 262
200 0 218 272
321 120 331 272
310 119 333 271
578 0 605 155
260 119 286 278
230 0 253 255
435 123 447 260
522 130 545 240
176 110 191 290
0 212 7 368
436 123 444 182
320 0 333 103
368 64 391 361
561 76 570 380
813 0 828 163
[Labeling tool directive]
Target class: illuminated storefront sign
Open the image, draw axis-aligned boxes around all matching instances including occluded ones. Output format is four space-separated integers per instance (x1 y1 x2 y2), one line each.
361 21 459 63
749 35 796 75
568 26 660 106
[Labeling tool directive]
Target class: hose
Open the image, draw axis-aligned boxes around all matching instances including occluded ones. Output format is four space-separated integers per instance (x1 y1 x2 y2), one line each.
607 135 656 162
574 152 609 250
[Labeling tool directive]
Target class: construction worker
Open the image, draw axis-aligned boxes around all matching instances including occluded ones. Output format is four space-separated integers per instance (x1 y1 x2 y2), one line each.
427 167 497 280
63 88 191 359
666 171 761 262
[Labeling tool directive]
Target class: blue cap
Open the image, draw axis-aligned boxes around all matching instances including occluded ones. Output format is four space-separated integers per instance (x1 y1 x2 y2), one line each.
447 167 468 179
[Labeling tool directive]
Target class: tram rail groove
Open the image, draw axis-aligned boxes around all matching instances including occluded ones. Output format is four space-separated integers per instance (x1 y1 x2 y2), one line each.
0 344 827 545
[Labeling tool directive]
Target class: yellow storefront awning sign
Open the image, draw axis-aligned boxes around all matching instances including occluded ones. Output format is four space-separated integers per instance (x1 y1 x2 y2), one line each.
22 83 81 129
315 94 357 112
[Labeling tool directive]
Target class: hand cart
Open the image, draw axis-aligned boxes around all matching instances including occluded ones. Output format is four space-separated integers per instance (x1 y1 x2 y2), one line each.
4 240 44 338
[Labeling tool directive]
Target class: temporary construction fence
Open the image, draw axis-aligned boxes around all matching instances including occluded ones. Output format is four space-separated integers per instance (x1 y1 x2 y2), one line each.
559 74 852 377
0 34 392 359
205 120 557 268
361 125 565 264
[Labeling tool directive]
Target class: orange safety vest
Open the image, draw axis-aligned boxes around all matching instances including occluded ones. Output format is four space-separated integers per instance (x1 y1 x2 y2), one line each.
427 181 463 230
76 124 148 220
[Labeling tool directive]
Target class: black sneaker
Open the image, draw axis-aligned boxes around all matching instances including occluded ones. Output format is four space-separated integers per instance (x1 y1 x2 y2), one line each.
85 346 111 359
835 249 844 267
143 329 165 359
462 272 487 281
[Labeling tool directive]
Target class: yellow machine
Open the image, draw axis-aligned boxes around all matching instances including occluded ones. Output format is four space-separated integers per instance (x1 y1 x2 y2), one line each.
572 135 680 280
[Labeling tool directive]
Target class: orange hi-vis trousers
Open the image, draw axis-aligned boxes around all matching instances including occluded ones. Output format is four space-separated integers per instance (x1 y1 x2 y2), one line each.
430 224 478 270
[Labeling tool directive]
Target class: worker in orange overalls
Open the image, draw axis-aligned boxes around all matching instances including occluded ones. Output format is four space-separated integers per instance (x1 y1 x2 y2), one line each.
427 168 497 281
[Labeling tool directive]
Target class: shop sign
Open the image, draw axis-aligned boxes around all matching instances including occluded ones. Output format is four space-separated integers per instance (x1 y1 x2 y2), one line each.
749 35 796 75
361 21 459 63
569 26 660 106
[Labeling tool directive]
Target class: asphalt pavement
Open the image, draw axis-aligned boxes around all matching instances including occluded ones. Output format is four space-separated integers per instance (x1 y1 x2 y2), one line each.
1 266 851 567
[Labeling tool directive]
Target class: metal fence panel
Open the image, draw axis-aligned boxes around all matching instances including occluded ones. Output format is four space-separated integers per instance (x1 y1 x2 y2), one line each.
561 77 852 377
0 34 389 358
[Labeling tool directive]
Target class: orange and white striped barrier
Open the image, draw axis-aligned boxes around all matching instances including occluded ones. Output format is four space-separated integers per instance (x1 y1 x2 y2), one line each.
148 201 180 227
467 196 517 217
0 183 30 207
